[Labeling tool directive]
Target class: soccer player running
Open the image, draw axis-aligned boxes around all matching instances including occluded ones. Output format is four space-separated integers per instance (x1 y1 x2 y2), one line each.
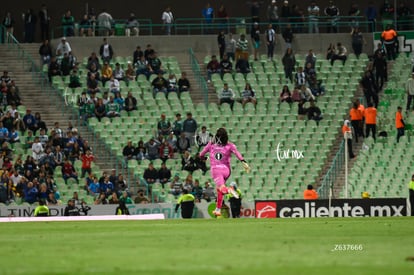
199 128 250 217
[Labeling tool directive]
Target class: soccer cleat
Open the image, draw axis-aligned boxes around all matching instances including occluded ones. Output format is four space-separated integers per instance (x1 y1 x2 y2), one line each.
228 186 239 199
212 210 221 216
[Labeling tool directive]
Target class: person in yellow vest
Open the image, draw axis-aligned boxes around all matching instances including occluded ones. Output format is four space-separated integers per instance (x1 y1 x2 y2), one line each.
226 182 243 218
115 201 130 215
303 184 319 200
34 199 50 217
175 188 195 219
381 24 397 60
409 174 414 216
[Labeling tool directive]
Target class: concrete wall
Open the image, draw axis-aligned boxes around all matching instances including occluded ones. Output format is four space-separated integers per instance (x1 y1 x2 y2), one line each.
51 33 374 60
2 0 409 42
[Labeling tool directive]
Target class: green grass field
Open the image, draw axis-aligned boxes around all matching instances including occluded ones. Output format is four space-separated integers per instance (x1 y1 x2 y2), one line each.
0 217 413 275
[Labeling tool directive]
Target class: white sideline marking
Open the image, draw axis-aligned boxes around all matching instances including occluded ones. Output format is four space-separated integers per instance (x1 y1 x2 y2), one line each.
0 214 165 223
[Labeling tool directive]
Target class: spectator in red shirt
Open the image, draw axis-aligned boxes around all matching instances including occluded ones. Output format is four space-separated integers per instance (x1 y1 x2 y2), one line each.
62 158 79 185
80 150 95 178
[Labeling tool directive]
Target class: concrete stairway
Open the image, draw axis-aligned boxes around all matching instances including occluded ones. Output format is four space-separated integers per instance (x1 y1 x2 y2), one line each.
0 44 122 176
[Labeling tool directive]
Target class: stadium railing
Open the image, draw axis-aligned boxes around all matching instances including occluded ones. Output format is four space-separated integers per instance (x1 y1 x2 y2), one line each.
318 140 345 199
189 48 209 106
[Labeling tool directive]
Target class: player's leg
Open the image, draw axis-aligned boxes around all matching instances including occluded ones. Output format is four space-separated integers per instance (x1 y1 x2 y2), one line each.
211 167 230 216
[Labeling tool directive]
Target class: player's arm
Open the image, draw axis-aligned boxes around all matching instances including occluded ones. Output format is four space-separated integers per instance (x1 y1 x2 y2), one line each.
231 143 251 173
199 142 211 158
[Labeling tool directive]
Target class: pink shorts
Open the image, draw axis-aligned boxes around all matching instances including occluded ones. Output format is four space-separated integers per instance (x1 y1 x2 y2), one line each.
211 166 230 187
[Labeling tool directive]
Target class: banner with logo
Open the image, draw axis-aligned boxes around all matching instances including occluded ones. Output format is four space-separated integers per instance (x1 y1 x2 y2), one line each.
373 31 414 53
255 198 408 218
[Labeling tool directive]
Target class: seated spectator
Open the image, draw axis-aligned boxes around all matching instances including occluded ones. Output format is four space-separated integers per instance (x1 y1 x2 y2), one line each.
298 99 308 120
235 56 251 74
39 39 52 65
113 63 125 82
300 85 315 101
94 192 108 205
177 72 190 94
167 73 178 93
105 96 120 118
183 174 194 191
8 127 19 143
87 74 100 94
176 132 190 154
241 83 257 107
202 181 216 202
145 138 160 160
133 46 144 65
87 52 101 72
24 181 38 204
219 83 235 110
123 141 135 161
220 53 233 77
143 162 158 185
158 162 172 189
124 91 137 112
304 62 317 84
7 87 21 106
31 136 44 161
48 57 61 82
68 69 81 88
79 14 93 37
125 63 135 83
147 51 164 75
159 140 174 163
114 92 124 110
166 132 177 152
151 72 168 97
135 55 149 79
330 42 347 65
170 174 183 197
33 112 47 135
196 126 212 150
157 113 171 137
279 85 293 103
101 61 113 85
206 55 220 83
295 66 306 86
305 49 316 68
326 43 336 60
309 77 325 96
119 191 134 204
62 159 79 185
303 184 319 200
87 176 100 196
191 179 203 202
126 13 140 36
307 100 323 124
135 140 146 160
109 191 119 204
182 150 197 173
99 176 114 197
134 189 150 204
62 10 75 37
94 98 106 121
60 52 73 76
38 128 48 147
47 192 59 205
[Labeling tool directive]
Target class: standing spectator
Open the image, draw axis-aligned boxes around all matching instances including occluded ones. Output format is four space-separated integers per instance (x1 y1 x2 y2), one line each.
126 13 139 37
381 25 397 61
217 30 226 60
99 38 114 63
175 189 195 219
350 101 363 143
39 40 52 65
161 7 174 35
38 4 50 40
373 52 387 91
97 9 113 36
307 1 320 33
178 72 190 94
305 49 316 69
241 83 257 107
249 0 262 23
225 33 237 61
23 9 37 43
177 133 191 154
282 48 296 83
267 0 279 29
324 1 340 33
396 106 405 143
280 1 291 24
406 72 414 112
364 102 377 141
56 37 72 56
172 113 183 138
61 10 75 37
183 112 197 146
265 24 276 61
235 34 249 62
79 14 92 37
3 12 15 43
397 2 412 31
157 113 171 137
206 55 220 83
250 22 261 61
342 120 355 159
281 24 294 49
217 4 229 32
365 1 377 32
80 150 95 178
202 3 214 34
219 83 235 110
348 3 361 28
408 174 414 216
350 27 365 58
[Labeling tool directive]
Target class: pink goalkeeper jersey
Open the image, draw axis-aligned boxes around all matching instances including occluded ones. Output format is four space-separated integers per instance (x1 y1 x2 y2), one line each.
199 142 244 168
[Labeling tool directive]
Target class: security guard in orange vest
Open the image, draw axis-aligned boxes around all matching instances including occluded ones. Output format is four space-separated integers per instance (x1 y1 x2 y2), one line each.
381 24 398 61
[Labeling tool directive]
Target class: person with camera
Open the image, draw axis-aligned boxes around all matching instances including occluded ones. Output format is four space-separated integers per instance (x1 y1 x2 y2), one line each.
64 199 80 216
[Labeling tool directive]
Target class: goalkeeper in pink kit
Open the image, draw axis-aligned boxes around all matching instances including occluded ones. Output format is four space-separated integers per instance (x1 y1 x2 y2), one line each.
199 128 250 216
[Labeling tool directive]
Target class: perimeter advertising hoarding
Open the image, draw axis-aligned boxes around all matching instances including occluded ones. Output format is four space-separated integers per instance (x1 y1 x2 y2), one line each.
255 198 407 218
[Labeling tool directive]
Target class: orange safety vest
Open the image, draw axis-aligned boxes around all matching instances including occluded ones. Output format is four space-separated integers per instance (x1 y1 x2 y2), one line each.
303 189 319 200
382 29 397 42
396 111 404 129
350 108 363 121
364 107 377 125
342 125 351 134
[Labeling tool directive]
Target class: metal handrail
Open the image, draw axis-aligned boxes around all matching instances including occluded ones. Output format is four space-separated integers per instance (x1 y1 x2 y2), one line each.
189 48 209 106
